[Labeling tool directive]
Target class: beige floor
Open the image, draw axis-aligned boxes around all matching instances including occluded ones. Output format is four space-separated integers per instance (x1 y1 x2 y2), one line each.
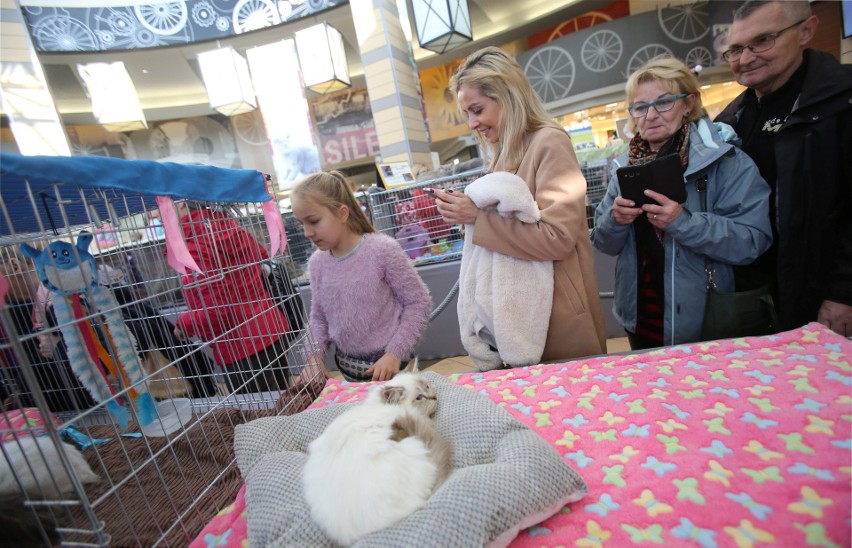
328 337 631 379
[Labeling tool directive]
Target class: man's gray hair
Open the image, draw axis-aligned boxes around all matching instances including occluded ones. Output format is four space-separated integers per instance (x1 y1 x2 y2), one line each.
733 0 812 22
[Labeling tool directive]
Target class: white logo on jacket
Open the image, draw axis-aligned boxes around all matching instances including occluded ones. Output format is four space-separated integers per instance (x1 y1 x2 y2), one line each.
761 117 786 132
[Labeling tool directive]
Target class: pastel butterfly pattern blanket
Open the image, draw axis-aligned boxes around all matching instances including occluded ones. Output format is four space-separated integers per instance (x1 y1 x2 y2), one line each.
192 323 851 547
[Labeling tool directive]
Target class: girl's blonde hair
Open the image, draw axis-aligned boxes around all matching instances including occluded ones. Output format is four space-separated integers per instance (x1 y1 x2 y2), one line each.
624 55 707 135
291 171 375 236
449 46 561 173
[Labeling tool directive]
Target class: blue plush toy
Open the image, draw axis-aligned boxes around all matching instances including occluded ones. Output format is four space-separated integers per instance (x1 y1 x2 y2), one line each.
20 233 156 429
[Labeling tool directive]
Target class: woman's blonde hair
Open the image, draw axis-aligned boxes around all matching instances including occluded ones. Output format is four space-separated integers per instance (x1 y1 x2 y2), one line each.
449 46 561 173
290 171 375 236
624 55 707 135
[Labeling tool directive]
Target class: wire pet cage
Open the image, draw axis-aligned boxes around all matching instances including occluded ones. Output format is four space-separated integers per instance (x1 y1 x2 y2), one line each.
582 160 610 230
365 161 612 248
366 168 482 266
0 154 322 546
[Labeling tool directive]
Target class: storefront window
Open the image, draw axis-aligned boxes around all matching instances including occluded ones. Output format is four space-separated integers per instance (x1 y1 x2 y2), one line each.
555 79 746 157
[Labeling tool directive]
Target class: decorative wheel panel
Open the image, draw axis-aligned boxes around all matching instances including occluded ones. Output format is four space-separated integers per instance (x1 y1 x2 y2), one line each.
32 15 98 51
134 2 188 36
581 30 623 73
627 44 674 76
524 47 576 104
233 0 279 34
657 3 709 44
685 46 713 69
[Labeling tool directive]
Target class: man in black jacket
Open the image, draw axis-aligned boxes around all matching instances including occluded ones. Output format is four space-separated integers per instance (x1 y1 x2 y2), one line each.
716 0 852 336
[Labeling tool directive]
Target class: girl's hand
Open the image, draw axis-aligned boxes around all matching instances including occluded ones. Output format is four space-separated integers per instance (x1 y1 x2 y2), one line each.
434 189 479 225
612 196 643 225
296 357 331 386
173 327 186 341
641 189 683 230
311 356 333 380
366 353 402 382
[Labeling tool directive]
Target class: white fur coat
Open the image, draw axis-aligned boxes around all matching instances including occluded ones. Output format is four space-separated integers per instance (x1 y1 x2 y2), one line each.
458 172 554 371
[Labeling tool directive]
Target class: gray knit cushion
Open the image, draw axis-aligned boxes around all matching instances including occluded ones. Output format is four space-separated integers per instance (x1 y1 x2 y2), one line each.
234 372 588 547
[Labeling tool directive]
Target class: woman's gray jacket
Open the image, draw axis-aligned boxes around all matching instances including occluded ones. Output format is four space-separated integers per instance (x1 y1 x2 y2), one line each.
591 118 772 345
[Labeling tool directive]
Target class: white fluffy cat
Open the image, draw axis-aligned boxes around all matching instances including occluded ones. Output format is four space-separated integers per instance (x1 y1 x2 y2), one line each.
0 436 99 499
303 361 451 545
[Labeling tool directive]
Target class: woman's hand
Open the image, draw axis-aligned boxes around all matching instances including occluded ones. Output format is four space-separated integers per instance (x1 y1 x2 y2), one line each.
366 353 402 382
173 327 186 341
612 196 644 225
641 189 682 230
434 189 479 225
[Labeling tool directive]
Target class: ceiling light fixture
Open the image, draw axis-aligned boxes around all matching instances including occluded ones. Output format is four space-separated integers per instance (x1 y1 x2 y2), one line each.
411 0 472 54
197 46 257 116
76 61 147 132
294 22 351 95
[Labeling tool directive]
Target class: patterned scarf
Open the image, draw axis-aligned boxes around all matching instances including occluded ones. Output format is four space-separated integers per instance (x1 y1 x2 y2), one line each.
626 122 690 344
628 121 691 168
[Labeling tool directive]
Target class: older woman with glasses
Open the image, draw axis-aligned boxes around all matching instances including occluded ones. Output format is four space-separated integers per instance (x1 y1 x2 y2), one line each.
592 55 773 349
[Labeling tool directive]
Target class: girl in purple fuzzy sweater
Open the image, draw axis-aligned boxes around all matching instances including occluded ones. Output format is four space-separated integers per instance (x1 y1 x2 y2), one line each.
291 171 432 382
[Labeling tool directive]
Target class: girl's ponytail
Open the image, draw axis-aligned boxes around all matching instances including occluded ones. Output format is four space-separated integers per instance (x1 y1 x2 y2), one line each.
291 171 375 235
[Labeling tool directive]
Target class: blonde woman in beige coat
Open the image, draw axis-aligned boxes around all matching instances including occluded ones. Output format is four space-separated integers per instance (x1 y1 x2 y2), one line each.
433 46 606 362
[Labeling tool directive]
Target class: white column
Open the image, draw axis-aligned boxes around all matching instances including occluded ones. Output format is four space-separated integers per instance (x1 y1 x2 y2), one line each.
350 0 432 169
0 0 71 155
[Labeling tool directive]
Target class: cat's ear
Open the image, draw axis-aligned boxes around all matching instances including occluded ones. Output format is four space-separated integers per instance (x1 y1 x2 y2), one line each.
381 386 405 404
401 357 419 374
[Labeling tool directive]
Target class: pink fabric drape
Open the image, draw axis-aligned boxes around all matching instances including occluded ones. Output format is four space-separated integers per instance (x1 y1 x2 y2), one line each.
156 196 202 275
263 200 287 258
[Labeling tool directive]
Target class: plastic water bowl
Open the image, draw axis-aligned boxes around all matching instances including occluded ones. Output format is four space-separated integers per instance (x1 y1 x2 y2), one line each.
140 399 192 437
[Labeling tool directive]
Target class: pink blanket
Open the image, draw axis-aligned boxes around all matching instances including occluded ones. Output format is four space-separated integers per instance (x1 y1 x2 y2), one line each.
192 323 852 547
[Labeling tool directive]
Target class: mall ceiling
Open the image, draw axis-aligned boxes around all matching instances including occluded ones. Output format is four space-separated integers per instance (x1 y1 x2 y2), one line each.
20 0 613 125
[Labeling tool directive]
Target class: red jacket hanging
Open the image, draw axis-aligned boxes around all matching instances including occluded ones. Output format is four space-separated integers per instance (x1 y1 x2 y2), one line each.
175 208 288 365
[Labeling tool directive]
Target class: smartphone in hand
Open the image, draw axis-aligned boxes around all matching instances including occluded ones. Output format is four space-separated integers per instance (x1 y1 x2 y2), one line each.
424 187 453 201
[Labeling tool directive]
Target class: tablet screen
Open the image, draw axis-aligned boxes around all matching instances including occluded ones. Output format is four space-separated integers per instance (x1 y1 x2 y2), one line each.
616 154 686 206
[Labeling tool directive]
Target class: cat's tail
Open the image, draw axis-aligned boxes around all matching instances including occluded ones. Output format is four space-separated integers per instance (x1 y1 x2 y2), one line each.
390 411 452 488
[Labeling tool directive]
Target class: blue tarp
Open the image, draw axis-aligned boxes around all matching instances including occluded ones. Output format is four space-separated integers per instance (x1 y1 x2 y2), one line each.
0 154 271 237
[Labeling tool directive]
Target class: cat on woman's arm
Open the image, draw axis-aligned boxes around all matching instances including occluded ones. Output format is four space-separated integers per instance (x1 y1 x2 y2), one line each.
302 359 451 545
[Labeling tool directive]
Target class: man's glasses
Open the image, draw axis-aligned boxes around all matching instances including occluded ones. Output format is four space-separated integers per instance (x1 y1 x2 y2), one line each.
627 94 689 118
722 19 807 62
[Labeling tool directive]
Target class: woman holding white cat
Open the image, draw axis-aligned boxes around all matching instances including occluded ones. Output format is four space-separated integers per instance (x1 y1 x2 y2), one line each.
433 46 606 361
292 171 432 382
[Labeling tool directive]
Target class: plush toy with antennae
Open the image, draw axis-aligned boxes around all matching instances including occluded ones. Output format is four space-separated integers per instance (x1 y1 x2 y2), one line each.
20 233 156 430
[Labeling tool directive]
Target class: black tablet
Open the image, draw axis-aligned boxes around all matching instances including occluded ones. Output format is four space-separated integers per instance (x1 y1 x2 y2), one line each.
616 153 687 206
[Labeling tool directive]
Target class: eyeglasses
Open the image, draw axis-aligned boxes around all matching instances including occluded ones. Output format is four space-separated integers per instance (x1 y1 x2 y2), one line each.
721 19 807 62
627 94 690 118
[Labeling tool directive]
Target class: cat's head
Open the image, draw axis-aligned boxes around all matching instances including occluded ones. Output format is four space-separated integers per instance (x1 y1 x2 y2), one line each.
367 359 438 416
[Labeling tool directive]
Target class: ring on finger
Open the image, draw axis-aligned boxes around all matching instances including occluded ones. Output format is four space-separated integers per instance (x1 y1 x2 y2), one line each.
653 214 658 220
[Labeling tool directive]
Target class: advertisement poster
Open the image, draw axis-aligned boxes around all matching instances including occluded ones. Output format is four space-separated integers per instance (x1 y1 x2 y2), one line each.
248 39 321 191
377 162 415 189
569 127 596 151
309 88 380 167
56 117 242 169
420 60 467 143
